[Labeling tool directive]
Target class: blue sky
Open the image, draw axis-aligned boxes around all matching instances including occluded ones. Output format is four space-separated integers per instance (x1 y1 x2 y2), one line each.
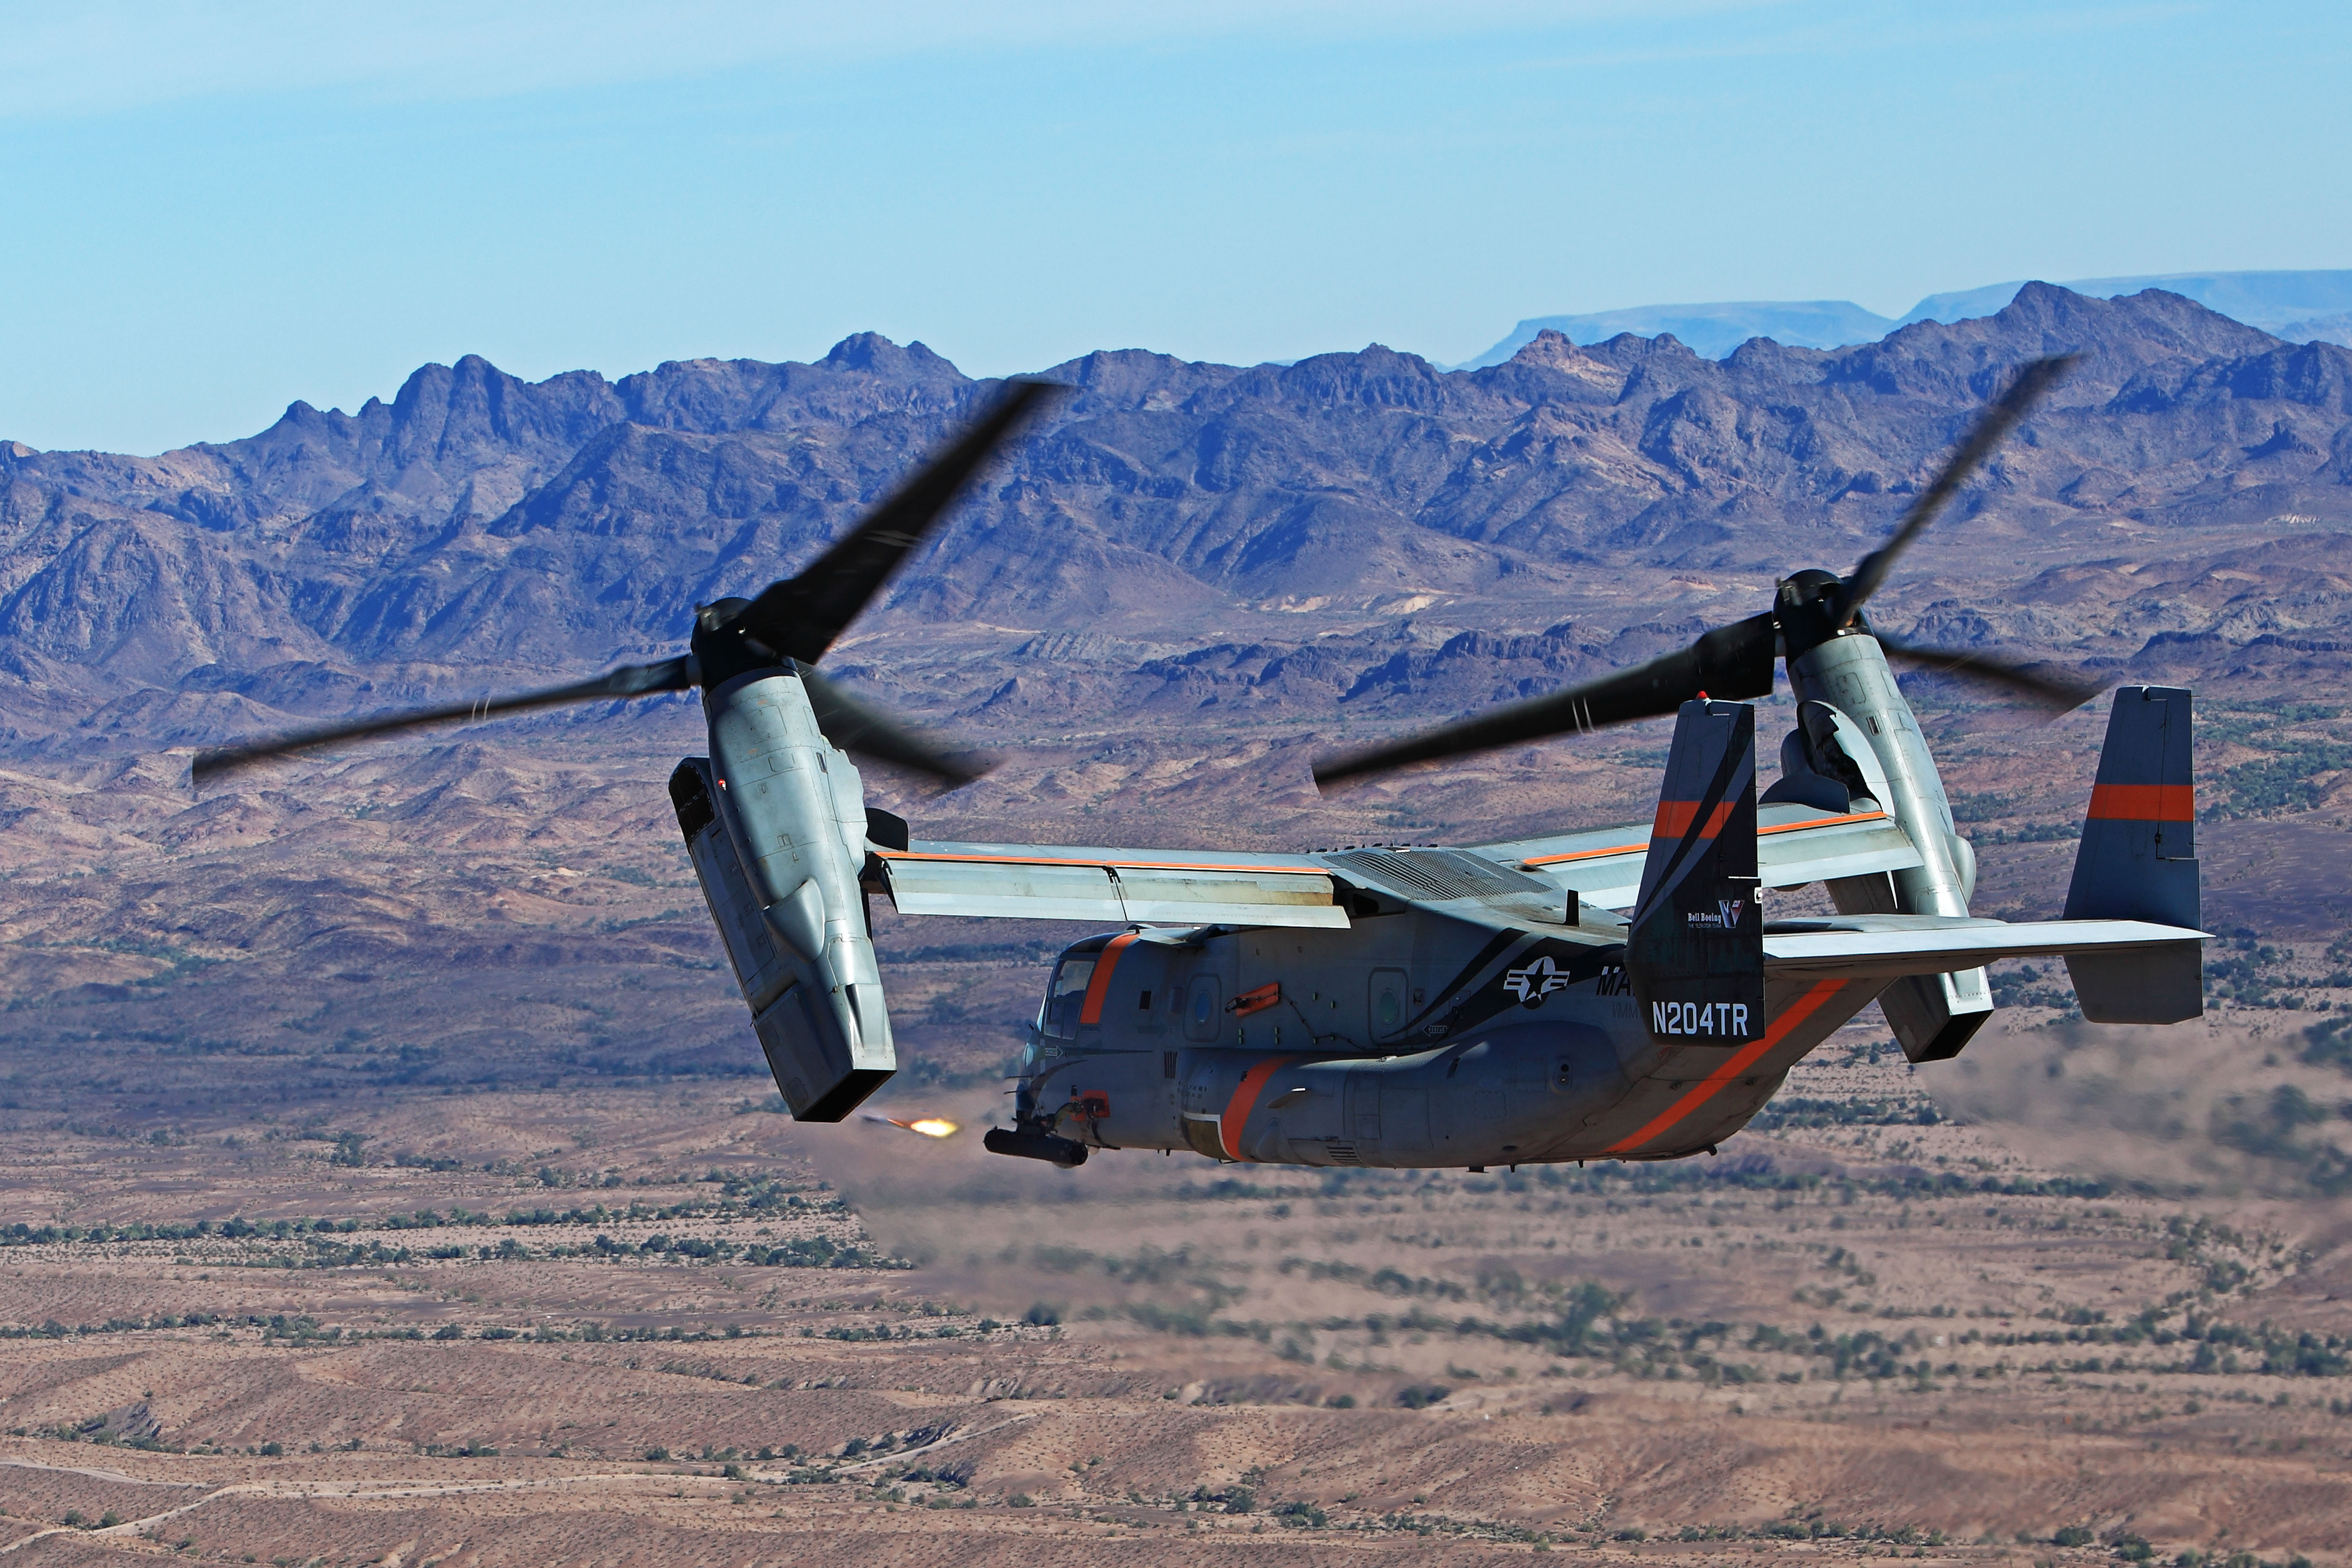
2 1 2345 454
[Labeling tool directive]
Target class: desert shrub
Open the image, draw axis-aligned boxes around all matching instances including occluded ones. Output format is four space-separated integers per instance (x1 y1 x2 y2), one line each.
2304 1016 2352 1072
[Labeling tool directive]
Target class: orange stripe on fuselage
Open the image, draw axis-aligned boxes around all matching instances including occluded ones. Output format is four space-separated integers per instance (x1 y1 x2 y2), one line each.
2088 783 2194 822
1604 980 1848 1155
1078 931 1140 1027
1219 1055 1297 1162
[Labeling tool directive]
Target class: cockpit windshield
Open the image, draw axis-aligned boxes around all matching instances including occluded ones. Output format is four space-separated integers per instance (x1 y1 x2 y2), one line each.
1040 954 1097 1039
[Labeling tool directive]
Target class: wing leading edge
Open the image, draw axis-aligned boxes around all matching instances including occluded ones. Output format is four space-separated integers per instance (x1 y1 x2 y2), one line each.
1478 804 1925 910
879 807 1935 931
877 842 1350 928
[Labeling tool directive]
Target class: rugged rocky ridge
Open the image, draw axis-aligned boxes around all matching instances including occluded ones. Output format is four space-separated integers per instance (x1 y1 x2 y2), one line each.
2 284 2350 756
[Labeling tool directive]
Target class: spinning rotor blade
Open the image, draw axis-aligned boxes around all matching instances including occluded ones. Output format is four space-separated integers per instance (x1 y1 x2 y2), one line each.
734 379 1061 663
188 656 694 786
1833 355 2073 622
797 664 988 787
1872 634 2102 712
1313 611 1777 789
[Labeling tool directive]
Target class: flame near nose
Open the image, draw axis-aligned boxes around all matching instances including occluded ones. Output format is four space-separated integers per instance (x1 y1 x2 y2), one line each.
863 1113 959 1139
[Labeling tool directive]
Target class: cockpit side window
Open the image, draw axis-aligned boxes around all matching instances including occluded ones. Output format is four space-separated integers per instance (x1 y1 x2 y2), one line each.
1041 955 1097 1039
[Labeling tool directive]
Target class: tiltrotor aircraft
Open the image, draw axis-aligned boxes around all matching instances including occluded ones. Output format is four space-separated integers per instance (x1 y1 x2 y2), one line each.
193 358 2207 1173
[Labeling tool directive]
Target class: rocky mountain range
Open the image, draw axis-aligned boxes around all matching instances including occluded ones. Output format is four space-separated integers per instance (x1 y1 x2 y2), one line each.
4 281 2351 766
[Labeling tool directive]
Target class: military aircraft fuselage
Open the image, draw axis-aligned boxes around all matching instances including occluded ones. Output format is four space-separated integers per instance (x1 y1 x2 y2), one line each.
1014 905 1869 1170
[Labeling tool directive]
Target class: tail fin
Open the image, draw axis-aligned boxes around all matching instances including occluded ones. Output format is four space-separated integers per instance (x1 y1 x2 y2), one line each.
1629 700 1764 1044
2063 685 2202 1024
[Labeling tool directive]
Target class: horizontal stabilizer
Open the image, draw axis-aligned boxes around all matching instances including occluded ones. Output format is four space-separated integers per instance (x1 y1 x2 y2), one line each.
1763 915 2206 982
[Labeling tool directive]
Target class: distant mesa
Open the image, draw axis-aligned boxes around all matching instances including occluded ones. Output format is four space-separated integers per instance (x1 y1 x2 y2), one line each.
1468 299 1900 366
1457 268 2352 368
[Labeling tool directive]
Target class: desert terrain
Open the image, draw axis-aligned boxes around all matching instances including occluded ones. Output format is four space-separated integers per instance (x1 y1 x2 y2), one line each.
0 1011 2346 1568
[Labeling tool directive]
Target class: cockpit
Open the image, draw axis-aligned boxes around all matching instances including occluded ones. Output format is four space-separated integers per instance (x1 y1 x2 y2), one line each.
1038 937 1111 1041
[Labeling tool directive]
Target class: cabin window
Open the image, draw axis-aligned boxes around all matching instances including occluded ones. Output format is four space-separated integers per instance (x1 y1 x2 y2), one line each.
1042 955 1096 1039
1183 975 1221 1042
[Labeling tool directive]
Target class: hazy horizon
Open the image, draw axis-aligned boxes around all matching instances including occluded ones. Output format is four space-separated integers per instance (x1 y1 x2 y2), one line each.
4 1 2346 454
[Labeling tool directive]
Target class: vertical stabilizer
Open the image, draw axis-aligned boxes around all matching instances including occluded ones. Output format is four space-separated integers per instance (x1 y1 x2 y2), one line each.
2063 686 2202 1024
1629 700 1764 1043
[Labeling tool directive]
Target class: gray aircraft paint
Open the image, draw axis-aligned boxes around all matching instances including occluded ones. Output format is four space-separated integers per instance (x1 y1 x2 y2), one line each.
1782 632 1994 1061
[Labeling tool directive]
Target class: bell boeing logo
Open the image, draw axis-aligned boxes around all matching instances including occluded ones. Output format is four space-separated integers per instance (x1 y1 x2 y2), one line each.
1502 954 1575 1004
1684 898 1746 930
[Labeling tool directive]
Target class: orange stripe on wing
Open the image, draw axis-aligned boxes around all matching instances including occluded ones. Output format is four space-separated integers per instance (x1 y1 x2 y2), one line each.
2088 783 2194 822
1521 839 1645 867
1604 980 1848 1156
1077 931 1140 1027
878 850 1316 874
1220 1055 1297 1162
1506 812 1894 871
1757 808 1888 837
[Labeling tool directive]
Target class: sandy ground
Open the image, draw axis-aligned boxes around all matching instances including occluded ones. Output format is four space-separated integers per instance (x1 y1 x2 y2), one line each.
0 1034 2342 1568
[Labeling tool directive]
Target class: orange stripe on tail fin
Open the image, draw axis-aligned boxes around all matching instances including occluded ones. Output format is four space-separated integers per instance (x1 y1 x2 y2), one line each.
1651 799 1738 841
2087 783 2194 822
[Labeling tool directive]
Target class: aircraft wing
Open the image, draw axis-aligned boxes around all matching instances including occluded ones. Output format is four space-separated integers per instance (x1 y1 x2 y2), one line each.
876 842 1350 928
1761 915 2207 980
1475 805 1924 910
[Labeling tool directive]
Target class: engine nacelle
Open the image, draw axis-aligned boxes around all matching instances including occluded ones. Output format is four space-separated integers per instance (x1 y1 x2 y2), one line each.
1782 632 1993 1062
669 668 895 1120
